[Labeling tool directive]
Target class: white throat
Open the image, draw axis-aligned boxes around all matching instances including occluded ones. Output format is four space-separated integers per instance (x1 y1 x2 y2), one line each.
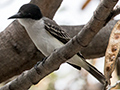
18 18 63 56
18 19 37 27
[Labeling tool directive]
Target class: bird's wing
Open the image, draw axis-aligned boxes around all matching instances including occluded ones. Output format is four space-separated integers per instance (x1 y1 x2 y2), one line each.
43 17 106 85
43 17 70 44
44 17 85 59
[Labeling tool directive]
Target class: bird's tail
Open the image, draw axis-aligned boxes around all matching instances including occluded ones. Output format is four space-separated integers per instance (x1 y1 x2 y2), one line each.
67 54 107 86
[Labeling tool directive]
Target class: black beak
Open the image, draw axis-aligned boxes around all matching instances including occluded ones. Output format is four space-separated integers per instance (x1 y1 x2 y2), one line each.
8 13 22 19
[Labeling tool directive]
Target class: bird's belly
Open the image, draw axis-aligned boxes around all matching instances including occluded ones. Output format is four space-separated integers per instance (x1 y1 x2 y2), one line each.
34 33 64 57
23 19 64 57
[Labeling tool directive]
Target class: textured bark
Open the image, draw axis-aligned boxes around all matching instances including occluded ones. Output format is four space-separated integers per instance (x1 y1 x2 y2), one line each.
30 0 63 19
62 20 118 59
0 19 117 83
0 0 63 83
0 0 118 90
0 20 43 83
0 0 118 84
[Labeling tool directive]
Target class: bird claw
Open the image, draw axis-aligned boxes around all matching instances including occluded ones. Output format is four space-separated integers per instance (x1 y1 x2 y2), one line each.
34 61 42 69
34 57 48 71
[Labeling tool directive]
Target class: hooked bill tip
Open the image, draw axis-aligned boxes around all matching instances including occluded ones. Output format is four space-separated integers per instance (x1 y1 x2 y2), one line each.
8 13 21 19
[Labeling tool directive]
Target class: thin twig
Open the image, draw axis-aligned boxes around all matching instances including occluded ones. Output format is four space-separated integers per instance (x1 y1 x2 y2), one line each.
107 80 120 90
105 6 120 24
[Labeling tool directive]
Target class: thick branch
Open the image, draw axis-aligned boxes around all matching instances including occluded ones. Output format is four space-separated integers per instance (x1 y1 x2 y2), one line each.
0 20 118 83
62 20 118 58
0 19 117 83
0 0 63 83
0 0 119 84
105 6 120 24
30 0 63 19
0 0 118 90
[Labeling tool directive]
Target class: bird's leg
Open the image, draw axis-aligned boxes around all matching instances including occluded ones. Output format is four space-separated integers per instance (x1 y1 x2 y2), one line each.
33 57 48 84
54 48 59 52
42 56 48 64
34 57 48 70
54 49 57 52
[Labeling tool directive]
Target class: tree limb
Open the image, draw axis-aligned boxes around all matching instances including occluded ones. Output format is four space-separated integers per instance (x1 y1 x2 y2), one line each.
105 6 120 24
0 20 117 83
0 0 62 83
0 0 118 90
0 20 118 84
62 20 118 59
30 0 63 19
0 4 119 84
107 80 120 90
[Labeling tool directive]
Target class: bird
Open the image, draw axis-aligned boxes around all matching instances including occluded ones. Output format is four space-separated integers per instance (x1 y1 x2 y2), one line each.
8 3 107 85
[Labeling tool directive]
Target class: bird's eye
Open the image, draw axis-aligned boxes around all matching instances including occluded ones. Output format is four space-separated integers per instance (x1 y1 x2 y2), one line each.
27 13 32 17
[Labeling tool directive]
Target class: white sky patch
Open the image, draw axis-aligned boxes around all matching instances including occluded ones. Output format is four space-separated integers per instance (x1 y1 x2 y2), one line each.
0 0 30 32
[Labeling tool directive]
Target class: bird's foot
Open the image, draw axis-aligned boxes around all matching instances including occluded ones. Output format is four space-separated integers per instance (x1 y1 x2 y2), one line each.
54 48 59 52
34 57 48 72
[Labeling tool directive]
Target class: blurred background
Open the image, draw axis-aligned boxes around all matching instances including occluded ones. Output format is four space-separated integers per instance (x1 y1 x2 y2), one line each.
0 0 120 90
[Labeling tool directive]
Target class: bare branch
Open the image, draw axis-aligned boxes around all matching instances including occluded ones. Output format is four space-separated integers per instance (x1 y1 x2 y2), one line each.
105 6 120 24
111 6 120 18
0 0 118 90
62 20 118 59
107 80 120 90
0 0 63 83
0 20 118 83
30 0 63 19
78 0 118 47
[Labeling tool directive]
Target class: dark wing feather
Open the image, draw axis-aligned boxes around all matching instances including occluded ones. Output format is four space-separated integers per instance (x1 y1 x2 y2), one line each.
42 18 107 85
44 18 84 58
43 17 82 70
43 18 70 44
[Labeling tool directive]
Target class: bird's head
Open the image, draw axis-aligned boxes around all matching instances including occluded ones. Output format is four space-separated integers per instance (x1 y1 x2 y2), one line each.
8 4 43 20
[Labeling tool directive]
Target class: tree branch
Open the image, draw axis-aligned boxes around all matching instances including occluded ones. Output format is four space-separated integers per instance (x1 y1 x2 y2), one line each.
105 6 120 24
30 0 63 19
0 20 118 84
62 20 118 59
0 0 118 90
107 80 120 90
0 5 119 84
0 0 62 83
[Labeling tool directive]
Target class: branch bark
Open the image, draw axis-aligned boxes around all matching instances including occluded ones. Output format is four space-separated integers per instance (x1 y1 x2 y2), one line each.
0 0 62 83
62 20 118 59
0 0 117 83
0 0 119 83
0 0 118 90
30 0 63 19
0 19 118 83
